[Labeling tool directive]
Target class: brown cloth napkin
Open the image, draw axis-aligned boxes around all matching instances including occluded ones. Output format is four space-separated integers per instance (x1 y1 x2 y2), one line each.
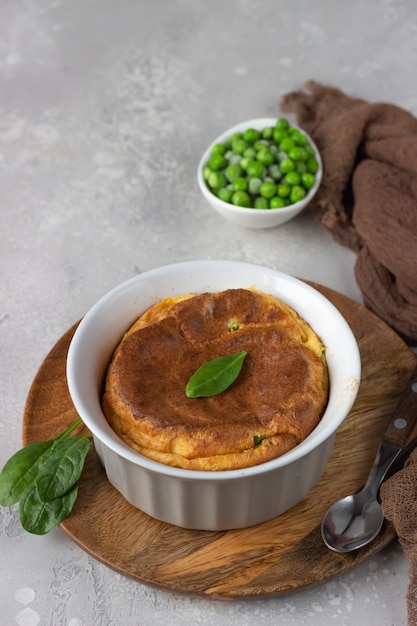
280 80 417 346
380 448 417 626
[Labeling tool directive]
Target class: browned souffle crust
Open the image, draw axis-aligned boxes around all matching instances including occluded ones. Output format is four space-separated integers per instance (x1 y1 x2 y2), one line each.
102 288 328 471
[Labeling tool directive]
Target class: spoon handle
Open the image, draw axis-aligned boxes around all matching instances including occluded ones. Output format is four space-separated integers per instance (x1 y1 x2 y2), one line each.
362 441 401 496
382 363 417 449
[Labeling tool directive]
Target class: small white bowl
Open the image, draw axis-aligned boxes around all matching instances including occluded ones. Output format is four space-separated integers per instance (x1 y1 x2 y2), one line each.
197 117 322 229
66 260 360 531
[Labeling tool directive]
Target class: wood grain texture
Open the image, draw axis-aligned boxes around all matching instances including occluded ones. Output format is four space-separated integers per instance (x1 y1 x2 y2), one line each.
22 284 417 599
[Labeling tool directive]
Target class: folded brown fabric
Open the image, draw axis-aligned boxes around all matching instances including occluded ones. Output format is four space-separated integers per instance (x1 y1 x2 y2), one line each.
280 81 417 345
380 448 417 626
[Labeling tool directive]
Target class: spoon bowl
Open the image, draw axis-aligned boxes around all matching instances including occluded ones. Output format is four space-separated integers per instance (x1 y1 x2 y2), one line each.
321 484 386 553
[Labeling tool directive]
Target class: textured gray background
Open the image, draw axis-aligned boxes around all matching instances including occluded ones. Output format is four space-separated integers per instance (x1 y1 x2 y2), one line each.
1 1 415 624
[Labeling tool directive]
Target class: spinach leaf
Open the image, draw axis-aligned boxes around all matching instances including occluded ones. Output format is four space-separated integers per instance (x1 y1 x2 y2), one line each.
0 440 55 506
0 417 90 534
35 435 91 501
19 482 78 535
0 417 84 507
185 350 248 398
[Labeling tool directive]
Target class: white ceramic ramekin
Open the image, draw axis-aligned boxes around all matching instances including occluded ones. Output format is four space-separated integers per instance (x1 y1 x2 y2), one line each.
197 118 323 229
66 260 360 530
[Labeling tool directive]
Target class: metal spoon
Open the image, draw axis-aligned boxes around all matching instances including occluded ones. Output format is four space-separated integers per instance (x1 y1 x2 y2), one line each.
321 363 417 553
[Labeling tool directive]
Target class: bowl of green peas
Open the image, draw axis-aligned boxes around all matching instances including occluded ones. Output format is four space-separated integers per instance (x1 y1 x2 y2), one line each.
197 117 322 229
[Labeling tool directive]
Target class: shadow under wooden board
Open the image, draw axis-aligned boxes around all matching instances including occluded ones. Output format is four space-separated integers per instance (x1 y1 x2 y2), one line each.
22 283 417 600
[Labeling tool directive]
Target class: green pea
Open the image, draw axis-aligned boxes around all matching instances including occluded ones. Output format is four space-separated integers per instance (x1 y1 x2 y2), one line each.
253 140 269 151
232 177 248 192
280 158 295 173
229 132 243 143
295 161 307 175
273 128 288 144
232 139 248 155
292 131 308 146
229 154 242 165
277 150 289 161
305 145 316 157
301 172 316 189
208 154 227 171
203 166 211 182
262 126 274 139
243 147 257 159
208 171 227 189
218 187 233 203
211 143 227 156
259 181 277 199
239 156 251 171
268 164 282 180
246 160 264 178
275 117 289 130
248 177 262 195
284 171 301 186
277 183 290 197
243 128 261 143
288 147 308 162
257 149 274 166
231 190 251 207
225 164 243 182
269 196 288 209
280 138 295 153
290 185 306 203
307 158 319 174
254 196 269 209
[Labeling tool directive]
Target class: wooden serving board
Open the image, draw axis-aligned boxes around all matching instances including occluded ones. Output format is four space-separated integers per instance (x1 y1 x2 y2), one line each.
22 284 417 599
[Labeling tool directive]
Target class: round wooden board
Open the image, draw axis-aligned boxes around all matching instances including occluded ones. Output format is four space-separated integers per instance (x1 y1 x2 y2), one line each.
22 284 417 600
